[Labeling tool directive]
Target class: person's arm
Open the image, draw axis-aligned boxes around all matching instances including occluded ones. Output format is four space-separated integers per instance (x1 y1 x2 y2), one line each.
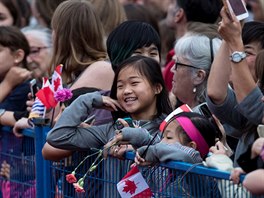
207 40 231 105
217 8 257 103
137 142 202 164
45 92 120 151
217 9 264 124
243 169 264 195
0 111 17 126
0 67 32 102
42 142 73 161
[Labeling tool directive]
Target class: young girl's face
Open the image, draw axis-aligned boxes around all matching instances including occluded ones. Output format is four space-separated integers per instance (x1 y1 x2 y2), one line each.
131 44 160 63
161 120 182 144
116 66 158 120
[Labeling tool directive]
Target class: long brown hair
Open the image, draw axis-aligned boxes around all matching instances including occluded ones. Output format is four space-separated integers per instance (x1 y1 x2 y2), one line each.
50 0 107 84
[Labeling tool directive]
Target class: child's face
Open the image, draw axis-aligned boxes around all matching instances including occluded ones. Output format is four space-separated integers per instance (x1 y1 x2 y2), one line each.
131 44 160 63
161 120 182 144
116 66 158 120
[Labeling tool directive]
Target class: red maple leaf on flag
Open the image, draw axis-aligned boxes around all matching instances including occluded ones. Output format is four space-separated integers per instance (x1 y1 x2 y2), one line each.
122 179 137 195
53 78 61 92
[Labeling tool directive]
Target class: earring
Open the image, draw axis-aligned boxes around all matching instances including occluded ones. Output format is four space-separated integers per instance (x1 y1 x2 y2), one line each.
192 87 197 93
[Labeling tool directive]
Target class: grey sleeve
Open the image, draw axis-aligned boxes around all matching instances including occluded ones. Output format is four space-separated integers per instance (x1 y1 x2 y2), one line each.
238 87 264 125
46 92 113 150
206 87 247 130
137 143 202 164
137 145 159 162
121 128 159 149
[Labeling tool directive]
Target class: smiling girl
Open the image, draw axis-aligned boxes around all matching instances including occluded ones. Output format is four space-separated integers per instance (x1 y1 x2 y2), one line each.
43 56 172 196
44 55 171 151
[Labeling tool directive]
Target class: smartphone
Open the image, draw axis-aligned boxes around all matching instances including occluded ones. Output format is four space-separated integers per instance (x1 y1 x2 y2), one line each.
116 117 134 130
30 79 38 99
257 125 264 137
226 0 249 20
193 103 212 119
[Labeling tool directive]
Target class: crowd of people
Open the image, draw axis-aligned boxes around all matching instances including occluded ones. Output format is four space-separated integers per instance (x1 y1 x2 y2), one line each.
0 0 264 197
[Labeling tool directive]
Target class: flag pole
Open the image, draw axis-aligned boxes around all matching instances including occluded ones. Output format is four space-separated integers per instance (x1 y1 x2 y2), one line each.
49 107 55 128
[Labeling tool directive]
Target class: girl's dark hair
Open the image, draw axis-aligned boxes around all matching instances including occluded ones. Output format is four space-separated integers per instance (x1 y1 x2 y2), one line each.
110 56 172 121
0 26 29 67
174 112 217 150
242 21 264 49
107 21 161 72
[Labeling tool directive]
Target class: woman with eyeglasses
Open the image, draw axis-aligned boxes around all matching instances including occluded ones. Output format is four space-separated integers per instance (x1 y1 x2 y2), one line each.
170 29 222 109
22 26 52 82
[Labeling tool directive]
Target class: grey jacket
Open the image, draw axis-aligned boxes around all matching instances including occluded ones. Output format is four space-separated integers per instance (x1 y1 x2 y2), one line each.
46 92 167 197
137 142 202 164
47 92 165 151
206 87 264 166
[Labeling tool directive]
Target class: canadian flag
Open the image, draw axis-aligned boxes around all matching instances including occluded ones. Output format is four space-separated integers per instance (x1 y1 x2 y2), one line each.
117 166 153 198
35 65 63 109
52 64 63 92
36 77 57 109
159 104 192 131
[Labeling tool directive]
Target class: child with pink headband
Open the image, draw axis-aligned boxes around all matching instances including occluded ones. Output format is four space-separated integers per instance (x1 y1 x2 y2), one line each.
134 112 218 166
133 111 219 197
105 111 220 196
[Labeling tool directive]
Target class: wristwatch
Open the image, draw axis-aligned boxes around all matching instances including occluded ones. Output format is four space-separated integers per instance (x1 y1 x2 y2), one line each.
0 108 5 125
0 109 5 117
230 51 247 63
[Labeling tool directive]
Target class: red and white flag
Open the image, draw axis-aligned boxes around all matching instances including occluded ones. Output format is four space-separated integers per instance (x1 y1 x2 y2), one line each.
117 166 153 198
159 104 192 131
36 77 57 109
35 65 63 109
52 64 63 92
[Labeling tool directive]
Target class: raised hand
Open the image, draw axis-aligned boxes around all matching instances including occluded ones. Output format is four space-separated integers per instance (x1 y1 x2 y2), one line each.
101 96 124 112
4 67 32 88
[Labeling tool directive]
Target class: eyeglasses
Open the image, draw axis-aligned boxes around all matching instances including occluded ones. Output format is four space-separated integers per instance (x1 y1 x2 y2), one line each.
174 61 200 70
29 46 50 56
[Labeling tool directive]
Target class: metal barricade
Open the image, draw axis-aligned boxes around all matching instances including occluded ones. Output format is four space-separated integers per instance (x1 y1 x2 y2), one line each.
0 126 36 198
1 125 264 198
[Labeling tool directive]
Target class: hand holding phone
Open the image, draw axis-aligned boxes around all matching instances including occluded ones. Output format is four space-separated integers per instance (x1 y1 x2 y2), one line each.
226 0 249 20
116 117 134 130
222 0 232 19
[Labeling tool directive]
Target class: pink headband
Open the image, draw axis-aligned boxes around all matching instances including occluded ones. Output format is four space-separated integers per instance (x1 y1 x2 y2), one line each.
175 116 209 158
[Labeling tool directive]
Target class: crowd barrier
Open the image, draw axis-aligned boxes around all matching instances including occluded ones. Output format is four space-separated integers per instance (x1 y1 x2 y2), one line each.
0 124 264 198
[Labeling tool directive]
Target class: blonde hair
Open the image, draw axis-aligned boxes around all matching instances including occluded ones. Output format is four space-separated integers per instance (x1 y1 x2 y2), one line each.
50 0 107 84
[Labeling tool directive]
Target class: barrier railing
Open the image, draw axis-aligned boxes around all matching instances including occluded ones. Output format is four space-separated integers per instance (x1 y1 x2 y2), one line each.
0 125 264 198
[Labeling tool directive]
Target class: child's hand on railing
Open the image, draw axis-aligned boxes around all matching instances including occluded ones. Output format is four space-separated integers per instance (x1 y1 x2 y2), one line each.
134 151 152 166
108 144 129 160
230 167 245 184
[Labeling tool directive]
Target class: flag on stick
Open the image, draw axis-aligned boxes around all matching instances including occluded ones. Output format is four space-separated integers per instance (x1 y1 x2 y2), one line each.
117 166 153 198
36 77 57 109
